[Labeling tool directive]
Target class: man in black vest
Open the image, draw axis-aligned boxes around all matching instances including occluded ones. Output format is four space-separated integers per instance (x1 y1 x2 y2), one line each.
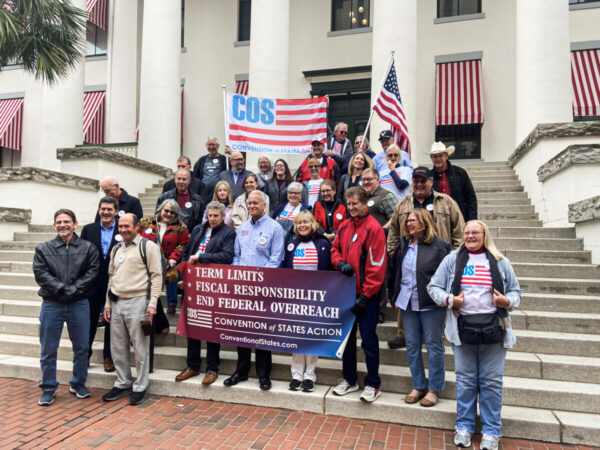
163 156 205 198
361 168 398 230
81 196 120 372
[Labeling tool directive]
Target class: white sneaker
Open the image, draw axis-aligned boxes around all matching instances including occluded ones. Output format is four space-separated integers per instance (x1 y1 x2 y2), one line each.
359 385 381 402
332 379 359 396
480 434 499 450
453 429 472 448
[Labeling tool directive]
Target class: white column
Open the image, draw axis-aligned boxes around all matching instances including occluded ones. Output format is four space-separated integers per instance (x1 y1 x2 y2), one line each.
247 0 290 171
370 0 417 157
105 0 138 143
515 0 572 145
21 0 86 171
137 0 181 168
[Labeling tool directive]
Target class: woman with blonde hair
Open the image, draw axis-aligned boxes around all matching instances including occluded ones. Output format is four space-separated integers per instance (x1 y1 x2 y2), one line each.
388 209 452 407
281 210 331 392
427 220 522 450
231 174 270 231
337 152 375 203
201 180 234 228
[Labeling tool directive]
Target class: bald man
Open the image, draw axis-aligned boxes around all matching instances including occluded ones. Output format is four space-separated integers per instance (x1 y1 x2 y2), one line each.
95 176 143 222
219 151 253 199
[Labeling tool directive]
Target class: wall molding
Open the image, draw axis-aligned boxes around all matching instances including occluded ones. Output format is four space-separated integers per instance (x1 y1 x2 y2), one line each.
537 144 600 182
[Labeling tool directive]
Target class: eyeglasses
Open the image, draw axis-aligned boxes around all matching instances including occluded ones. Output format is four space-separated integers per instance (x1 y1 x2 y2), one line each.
463 231 482 236
338 130 347 134
309 165 320 169
231 158 244 162
413 179 429 185
288 191 301 195
406 219 418 224
321 188 334 193
388 153 400 158
361 177 375 182
163 209 176 215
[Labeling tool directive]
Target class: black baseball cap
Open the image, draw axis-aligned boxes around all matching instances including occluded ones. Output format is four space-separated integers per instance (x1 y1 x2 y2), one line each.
412 166 433 179
311 139 324 145
378 130 393 140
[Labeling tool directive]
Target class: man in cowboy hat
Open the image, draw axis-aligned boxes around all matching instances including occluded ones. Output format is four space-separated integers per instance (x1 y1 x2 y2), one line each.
429 141 478 222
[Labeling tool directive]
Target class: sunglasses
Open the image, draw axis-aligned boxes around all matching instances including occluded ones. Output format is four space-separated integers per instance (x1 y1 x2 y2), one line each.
388 153 400 158
338 130 347 134
163 209 176 215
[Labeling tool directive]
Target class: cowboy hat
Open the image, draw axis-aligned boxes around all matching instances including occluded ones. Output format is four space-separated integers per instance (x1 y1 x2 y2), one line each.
429 141 455 156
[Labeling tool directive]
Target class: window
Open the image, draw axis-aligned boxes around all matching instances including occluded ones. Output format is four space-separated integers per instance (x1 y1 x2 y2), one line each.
181 0 185 48
85 23 107 57
331 0 370 32
437 0 481 18
435 124 482 159
569 0 600 4
238 0 251 42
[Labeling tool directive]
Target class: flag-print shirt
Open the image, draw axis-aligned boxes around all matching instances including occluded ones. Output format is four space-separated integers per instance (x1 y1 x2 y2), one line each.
278 203 301 222
460 252 495 315
292 241 319 271
307 179 323 207
195 228 212 255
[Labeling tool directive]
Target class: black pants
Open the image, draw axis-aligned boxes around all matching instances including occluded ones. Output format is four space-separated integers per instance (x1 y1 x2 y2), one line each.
235 347 272 378
88 295 110 360
186 338 221 372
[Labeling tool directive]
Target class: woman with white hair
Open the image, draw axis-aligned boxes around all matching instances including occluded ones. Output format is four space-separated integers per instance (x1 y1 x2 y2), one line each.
378 145 412 201
427 220 522 450
272 181 309 241
255 155 273 189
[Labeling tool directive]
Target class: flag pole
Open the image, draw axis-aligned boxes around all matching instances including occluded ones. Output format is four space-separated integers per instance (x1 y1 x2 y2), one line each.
221 85 229 171
360 51 395 152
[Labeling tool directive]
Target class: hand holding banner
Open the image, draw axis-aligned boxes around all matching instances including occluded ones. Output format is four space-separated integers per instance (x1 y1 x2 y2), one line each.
176 262 356 358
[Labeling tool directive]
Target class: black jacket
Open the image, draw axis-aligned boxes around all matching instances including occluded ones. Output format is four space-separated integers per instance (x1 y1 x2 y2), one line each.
80 221 119 298
162 174 205 198
388 236 452 310
432 161 478 222
182 221 235 264
156 188 205 234
94 188 143 222
33 234 100 303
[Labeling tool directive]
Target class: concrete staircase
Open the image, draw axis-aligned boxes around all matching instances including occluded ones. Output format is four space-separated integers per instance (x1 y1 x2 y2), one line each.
0 162 599 446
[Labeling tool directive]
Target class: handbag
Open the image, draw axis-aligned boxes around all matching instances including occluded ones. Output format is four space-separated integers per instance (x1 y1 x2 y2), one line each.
458 312 504 345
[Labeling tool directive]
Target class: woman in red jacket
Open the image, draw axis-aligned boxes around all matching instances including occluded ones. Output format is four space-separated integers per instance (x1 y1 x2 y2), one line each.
139 199 190 315
312 179 347 243
331 186 387 403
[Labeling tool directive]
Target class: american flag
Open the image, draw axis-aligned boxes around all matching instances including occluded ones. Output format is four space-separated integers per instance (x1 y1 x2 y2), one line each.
197 235 211 254
226 93 328 154
235 80 249 96
373 60 411 156
461 265 493 288
293 248 319 268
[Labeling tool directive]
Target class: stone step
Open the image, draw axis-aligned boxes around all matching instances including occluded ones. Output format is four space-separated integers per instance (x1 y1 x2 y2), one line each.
0 261 32 273
139 193 162 200
465 169 516 176
145 188 163 195
13 232 55 242
2 355 598 445
470 173 518 180
0 273 36 286
494 237 583 251
483 219 543 227
504 249 591 264
27 225 83 233
491 227 576 239
475 185 524 193
0 241 40 251
519 276 600 296
479 205 535 213
472 180 523 188
479 198 531 206
512 262 600 279
513 329 600 357
519 293 600 314
0 250 34 261
476 191 529 199
479 211 539 220
0 286 39 301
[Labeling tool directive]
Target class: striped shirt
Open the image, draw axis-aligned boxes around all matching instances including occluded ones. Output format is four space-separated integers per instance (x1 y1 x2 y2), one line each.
196 228 212 255
460 252 495 315
292 241 318 271
279 203 301 222
307 179 323 207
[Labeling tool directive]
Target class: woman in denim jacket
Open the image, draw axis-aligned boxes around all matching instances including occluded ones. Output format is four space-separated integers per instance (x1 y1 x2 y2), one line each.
427 220 521 450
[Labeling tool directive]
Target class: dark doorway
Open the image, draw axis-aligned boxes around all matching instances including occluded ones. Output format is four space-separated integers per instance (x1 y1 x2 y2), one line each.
435 123 482 159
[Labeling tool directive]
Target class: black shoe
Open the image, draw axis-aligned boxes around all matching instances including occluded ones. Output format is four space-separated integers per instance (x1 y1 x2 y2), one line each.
387 336 406 349
259 377 272 391
289 379 302 391
302 379 314 392
102 386 132 402
223 373 248 386
129 390 146 405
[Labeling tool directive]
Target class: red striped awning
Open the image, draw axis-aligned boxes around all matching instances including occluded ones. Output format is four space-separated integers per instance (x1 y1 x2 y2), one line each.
571 49 600 117
0 97 24 151
436 60 484 125
136 86 184 142
87 0 107 30
236 80 249 95
83 91 105 144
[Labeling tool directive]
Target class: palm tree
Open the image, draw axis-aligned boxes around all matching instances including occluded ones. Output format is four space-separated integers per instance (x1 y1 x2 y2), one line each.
0 0 87 84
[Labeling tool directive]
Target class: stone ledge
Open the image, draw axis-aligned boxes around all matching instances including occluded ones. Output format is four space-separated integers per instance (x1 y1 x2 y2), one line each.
0 208 31 224
57 147 174 178
509 121 600 167
569 195 600 224
0 167 98 191
537 144 600 182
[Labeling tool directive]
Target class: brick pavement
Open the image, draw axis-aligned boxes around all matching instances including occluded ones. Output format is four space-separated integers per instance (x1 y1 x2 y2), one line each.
0 378 596 450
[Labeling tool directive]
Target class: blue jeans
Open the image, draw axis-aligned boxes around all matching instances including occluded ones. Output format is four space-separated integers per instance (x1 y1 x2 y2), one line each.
39 299 90 393
166 281 178 306
452 342 507 437
342 292 380 389
402 305 446 391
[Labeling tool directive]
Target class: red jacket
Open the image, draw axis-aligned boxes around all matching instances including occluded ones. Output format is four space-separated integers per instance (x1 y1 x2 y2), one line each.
313 200 347 233
297 156 338 182
138 217 190 262
331 212 387 298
